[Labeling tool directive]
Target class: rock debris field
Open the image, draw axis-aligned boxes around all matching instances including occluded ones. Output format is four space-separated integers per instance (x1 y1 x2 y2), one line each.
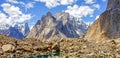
0 35 120 58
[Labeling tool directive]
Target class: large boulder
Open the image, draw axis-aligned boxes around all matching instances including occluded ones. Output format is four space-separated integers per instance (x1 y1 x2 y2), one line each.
2 44 15 52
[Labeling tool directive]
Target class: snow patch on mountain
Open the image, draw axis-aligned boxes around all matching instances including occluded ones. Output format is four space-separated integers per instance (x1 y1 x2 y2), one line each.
0 23 30 39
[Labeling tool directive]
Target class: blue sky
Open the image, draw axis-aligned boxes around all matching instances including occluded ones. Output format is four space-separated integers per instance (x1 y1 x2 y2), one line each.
0 0 107 28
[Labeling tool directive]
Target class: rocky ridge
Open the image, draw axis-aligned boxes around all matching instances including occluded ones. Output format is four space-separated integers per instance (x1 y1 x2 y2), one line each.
0 23 30 39
27 12 88 39
1 0 120 58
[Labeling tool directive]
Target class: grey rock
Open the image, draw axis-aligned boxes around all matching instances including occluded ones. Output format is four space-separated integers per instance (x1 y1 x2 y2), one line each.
107 0 120 10
85 0 120 41
27 12 88 39
0 23 30 39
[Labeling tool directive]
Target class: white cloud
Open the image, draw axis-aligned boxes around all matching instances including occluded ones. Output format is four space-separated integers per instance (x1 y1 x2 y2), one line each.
6 0 25 5
34 0 39 1
65 5 94 18
60 0 77 5
6 0 19 4
92 4 100 9
84 0 94 4
1 3 22 16
102 0 106 2
95 15 100 20
35 0 77 8
40 0 60 8
0 12 7 24
0 3 32 26
6 0 35 9
25 2 34 9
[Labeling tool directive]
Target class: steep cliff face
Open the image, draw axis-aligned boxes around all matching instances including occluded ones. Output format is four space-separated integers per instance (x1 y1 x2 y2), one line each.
27 12 88 39
107 0 120 10
18 23 30 36
27 12 62 39
85 0 120 41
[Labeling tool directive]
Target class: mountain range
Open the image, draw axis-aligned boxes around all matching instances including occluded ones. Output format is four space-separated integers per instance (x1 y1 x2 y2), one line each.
0 23 30 39
2 0 120 40
27 12 89 39
0 12 89 39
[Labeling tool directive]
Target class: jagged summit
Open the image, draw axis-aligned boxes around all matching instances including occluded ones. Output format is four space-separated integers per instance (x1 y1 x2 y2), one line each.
0 23 30 39
27 12 88 39
107 0 120 10
47 11 52 17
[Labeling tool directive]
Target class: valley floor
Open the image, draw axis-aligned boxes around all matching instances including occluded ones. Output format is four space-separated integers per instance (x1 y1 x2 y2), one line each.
0 35 120 58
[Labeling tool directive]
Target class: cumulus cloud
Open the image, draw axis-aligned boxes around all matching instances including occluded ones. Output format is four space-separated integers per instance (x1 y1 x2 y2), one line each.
1 3 22 16
102 0 106 2
0 12 7 23
60 0 77 5
92 4 100 9
6 0 25 5
84 0 95 4
65 5 94 18
35 0 77 8
25 2 35 9
65 4 101 23
6 0 35 9
39 0 60 8
0 3 32 26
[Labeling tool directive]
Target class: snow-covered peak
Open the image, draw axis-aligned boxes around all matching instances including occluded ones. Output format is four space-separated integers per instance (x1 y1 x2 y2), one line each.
0 23 30 39
14 23 30 36
0 24 10 30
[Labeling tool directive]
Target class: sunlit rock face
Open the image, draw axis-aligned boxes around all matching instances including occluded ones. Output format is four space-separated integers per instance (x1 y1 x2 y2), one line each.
85 0 120 41
27 12 88 39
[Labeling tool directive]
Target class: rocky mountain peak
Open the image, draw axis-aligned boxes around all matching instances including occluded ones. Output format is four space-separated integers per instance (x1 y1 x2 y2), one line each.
27 12 88 39
55 12 69 20
47 11 52 17
25 23 29 27
24 23 30 36
55 12 70 25
107 0 120 10
14 24 19 29
0 23 30 39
